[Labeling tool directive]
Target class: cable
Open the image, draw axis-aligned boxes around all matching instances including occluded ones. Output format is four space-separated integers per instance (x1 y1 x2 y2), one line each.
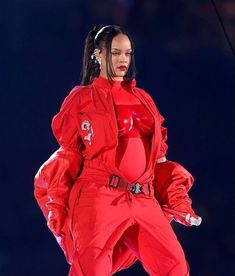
210 0 235 57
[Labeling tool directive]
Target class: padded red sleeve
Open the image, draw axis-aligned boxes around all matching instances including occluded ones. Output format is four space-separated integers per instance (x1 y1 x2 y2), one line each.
34 87 84 218
153 161 197 225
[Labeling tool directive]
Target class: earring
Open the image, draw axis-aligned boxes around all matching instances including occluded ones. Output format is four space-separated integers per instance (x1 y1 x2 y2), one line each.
91 52 96 60
96 57 101 67
91 50 101 68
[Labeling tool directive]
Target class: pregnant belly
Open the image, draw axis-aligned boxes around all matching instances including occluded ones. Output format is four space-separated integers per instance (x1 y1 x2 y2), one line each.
115 136 149 182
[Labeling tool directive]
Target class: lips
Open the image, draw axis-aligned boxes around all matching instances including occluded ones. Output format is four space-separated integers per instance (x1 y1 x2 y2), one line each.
117 66 127 71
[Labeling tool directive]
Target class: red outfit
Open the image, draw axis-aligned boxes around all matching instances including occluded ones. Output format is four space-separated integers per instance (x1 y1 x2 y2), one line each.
34 77 199 275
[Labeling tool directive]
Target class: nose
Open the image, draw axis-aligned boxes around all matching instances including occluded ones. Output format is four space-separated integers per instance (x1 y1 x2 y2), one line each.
119 53 128 64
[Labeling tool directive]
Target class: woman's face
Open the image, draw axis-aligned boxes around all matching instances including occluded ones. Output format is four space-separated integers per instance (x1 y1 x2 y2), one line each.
99 34 132 81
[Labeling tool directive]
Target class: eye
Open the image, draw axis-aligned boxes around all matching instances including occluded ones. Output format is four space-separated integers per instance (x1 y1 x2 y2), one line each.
126 52 132 56
111 52 120 56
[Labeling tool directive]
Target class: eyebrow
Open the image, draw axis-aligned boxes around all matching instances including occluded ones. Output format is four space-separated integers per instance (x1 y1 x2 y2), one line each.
111 48 132 51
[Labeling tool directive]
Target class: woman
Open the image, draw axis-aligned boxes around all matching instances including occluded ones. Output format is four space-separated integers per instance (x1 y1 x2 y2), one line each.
34 25 201 276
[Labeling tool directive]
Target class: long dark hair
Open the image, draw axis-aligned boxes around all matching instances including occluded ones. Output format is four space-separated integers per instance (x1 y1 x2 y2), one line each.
81 25 136 85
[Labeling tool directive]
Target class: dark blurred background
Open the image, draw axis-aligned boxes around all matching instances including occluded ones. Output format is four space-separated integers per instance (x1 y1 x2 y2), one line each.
1 0 235 275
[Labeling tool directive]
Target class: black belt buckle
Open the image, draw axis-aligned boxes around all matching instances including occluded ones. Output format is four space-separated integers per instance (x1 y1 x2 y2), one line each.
131 183 142 194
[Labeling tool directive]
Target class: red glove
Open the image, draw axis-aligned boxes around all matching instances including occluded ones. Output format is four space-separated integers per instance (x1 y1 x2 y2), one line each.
47 204 67 236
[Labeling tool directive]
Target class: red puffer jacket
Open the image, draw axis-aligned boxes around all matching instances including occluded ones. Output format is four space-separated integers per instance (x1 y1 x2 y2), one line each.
34 77 200 264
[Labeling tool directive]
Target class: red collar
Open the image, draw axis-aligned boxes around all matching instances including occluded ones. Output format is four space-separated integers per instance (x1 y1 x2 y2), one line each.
92 77 136 90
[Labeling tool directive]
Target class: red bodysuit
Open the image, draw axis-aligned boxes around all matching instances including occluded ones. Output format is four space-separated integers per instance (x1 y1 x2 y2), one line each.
112 82 154 182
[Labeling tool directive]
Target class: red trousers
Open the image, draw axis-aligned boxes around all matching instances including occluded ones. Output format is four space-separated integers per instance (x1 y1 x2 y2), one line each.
68 179 189 276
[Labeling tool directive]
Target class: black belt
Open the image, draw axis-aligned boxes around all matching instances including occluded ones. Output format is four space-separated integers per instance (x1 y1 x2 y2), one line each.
108 174 152 196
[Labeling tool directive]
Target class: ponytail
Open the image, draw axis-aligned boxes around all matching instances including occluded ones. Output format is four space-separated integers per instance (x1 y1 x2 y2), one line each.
81 25 103 85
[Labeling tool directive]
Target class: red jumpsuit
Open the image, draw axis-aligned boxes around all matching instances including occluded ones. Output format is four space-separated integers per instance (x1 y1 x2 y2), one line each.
34 77 199 275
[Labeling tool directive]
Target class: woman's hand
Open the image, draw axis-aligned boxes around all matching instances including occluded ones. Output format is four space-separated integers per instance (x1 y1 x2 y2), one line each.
47 204 67 236
162 205 202 227
172 208 202 226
